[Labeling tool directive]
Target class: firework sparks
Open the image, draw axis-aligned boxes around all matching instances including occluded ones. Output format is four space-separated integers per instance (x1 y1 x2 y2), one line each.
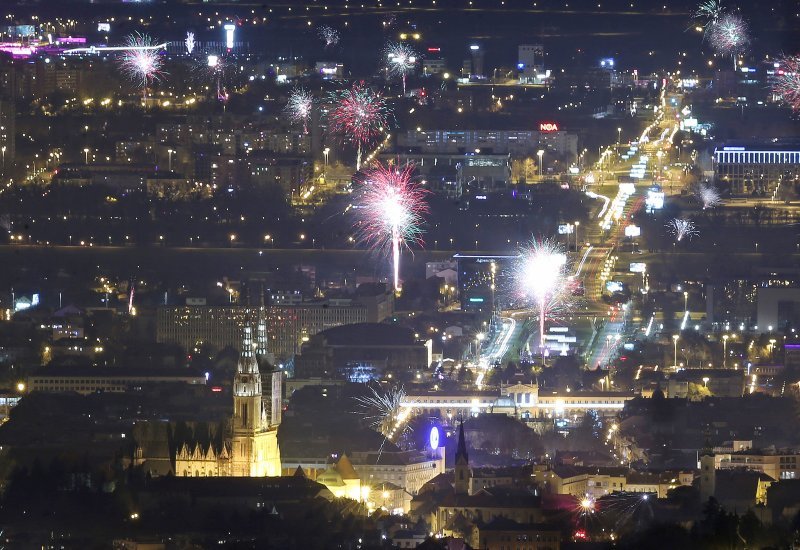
772 55 800 112
384 42 419 95
327 82 390 170
284 87 314 134
693 0 724 24
318 25 340 48
708 13 750 68
696 183 722 209
353 385 413 439
515 239 571 356
185 31 195 54
667 218 699 242
117 33 165 99
201 54 232 102
354 163 428 292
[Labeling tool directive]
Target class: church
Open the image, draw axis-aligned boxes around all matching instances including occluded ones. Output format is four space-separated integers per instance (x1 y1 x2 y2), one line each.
134 317 282 478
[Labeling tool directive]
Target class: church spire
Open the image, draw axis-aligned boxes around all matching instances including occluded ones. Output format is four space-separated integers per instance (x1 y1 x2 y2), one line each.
456 419 469 464
454 418 471 495
238 325 259 375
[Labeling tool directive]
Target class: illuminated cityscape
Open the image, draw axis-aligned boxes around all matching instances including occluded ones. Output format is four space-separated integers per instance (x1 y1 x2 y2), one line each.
0 0 798 547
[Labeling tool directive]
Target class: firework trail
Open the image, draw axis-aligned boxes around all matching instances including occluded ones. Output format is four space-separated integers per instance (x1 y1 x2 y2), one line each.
284 87 314 134
354 163 428 292
201 54 232 102
327 82 390 170
696 183 722 209
708 13 750 69
384 42 419 95
772 55 800 112
117 33 165 100
515 239 571 356
318 26 340 48
667 218 699 242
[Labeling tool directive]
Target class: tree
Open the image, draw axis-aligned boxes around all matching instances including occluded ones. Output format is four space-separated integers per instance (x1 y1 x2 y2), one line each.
511 157 537 184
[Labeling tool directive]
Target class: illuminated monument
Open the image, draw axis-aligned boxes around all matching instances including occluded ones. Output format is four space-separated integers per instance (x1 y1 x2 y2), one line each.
135 323 282 478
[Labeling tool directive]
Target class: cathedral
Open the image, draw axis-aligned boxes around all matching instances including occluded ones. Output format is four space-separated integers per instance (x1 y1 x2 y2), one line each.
134 317 282 478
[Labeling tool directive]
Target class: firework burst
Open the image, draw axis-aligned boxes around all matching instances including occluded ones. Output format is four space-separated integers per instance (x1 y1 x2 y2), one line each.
284 87 314 134
772 55 800 112
327 82 390 170
185 31 195 55
318 26 340 48
384 42 419 95
354 163 428 291
693 0 724 25
353 385 413 439
199 54 232 102
696 183 722 209
118 33 165 99
708 13 750 68
667 218 699 242
515 239 571 355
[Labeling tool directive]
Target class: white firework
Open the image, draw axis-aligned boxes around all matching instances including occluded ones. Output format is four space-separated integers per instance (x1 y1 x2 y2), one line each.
384 42 419 95
318 26 340 48
696 183 721 209
353 385 412 439
667 218 699 242
284 87 314 134
185 31 195 54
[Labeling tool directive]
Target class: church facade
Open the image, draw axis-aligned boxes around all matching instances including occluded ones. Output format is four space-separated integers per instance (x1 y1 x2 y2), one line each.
135 318 282 478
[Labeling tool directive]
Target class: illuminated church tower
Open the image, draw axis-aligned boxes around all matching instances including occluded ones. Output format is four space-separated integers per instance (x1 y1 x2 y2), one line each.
231 326 281 477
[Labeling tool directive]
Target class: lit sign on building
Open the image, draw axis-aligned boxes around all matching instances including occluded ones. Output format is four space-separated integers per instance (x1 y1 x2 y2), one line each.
624 225 641 237
539 122 559 132
224 23 236 49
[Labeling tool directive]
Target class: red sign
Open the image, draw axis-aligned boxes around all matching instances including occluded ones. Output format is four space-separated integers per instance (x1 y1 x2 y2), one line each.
539 122 559 132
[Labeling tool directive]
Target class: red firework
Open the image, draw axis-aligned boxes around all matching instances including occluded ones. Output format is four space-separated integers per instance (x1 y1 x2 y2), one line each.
773 55 800 112
354 162 428 290
327 82 390 168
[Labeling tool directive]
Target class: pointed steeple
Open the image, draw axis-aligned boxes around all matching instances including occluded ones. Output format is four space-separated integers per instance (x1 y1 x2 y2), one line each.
455 420 469 465
454 418 471 495
237 325 259 375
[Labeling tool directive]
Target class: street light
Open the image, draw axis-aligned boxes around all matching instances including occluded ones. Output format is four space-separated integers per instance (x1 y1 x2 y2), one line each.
83 148 90 165
617 127 622 144
574 221 580 251
168 149 175 171
1 145 5 173
722 334 729 368
683 291 688 312
537 150 544 177
702 376 709 388
672 334 679 368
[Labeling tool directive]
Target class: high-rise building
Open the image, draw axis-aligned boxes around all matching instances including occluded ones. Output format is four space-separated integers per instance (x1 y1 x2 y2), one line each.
0 99 15 173
157 293 392 361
